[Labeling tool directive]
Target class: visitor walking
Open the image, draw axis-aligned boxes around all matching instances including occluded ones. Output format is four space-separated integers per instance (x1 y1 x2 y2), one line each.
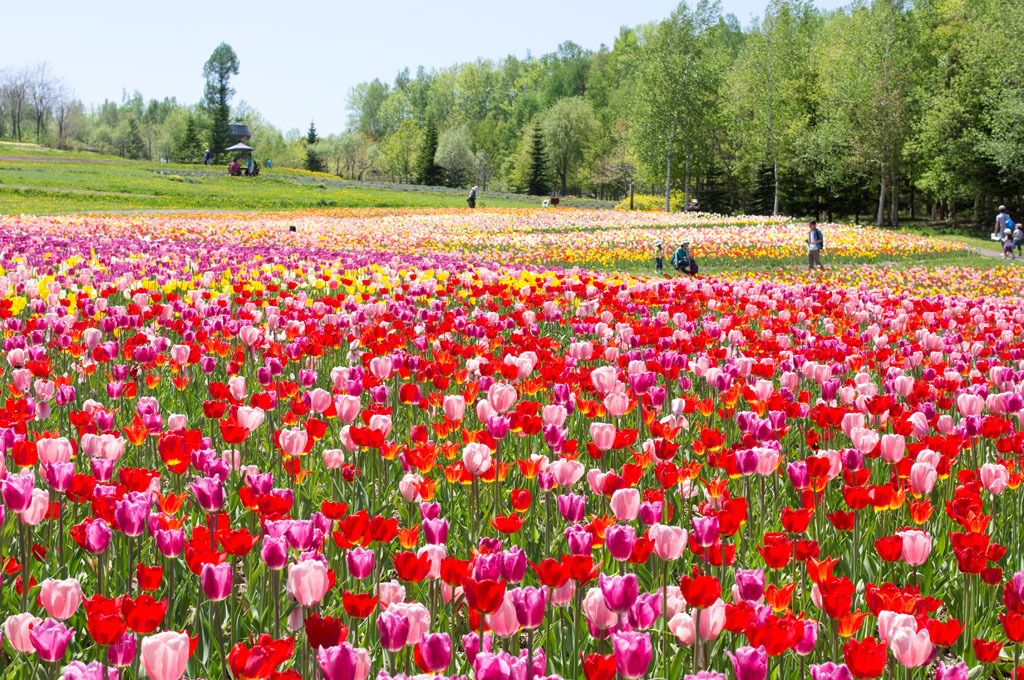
807 220 824 271
995 205 1013 240
654 241 664 275
204 149 211 165
1003 229 1015 259
1014 224 1023 257
467 186 478 209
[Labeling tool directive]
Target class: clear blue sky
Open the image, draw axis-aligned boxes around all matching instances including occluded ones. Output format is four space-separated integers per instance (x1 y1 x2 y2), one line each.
7 0 847 135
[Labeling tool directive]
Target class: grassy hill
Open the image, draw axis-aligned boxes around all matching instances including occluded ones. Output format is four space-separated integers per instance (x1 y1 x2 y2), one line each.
0 144 612 214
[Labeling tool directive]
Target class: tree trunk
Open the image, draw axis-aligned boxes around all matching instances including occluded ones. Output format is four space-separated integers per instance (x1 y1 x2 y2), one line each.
684 151 691 209
876 167 886 228
890 165 899 227
773 160 780 216
664 114 677 213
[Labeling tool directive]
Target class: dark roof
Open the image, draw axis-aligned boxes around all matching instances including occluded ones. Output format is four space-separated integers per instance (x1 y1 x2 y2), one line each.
228 122 252 139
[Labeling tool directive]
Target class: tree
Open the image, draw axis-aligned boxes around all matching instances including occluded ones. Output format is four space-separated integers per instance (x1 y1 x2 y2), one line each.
202 43 240 164
346 79 390 141
122 118 147 159
29 63 55 142
434 125 475 187
175 114 205 163
631 1 721 211
416 121 445 185
541 96 597 194
305 121 326 173
380 118 421 182
2 68 29 141
526 121 550 196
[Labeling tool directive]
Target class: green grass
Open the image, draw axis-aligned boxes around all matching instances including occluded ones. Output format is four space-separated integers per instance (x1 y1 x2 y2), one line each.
0 157 543 214
0 141 127 161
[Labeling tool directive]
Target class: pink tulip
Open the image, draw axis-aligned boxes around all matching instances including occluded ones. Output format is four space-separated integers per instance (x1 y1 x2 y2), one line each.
335 395 362 423
956 393 984 417
388 601 431 644
612 632 653 679
462 442 492 475
141 630 190 680
369 356 393 380
19 487 50 525
288 558 330 608
487 382 517 413
879 434 905 463
36 437 73 465
541 404 567 427
590 422 616 452
486 592 520 637
2 473 34 511
849 427 878 455
3 613 42 653
696 599 726 640
376 580 406 608
909 462 936 495
669 611 697 645
889 627 933 668
323 449 345 469
610 488 641 522
443 395 466 422
650 524 687 561
583 587 619 629
550 459 584 487
39 578 83 620
980 463 1009 494
604 392 630 417
228 376 247 401
169 344 190 366
236 406 265 432
279 427 308 457
591 366 619 394
877 611 917 644
308 388 332 414
898 529 931 566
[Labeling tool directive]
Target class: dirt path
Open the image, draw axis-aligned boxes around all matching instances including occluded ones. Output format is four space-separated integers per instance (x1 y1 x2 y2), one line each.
0 155 131 164
966 245 1024 264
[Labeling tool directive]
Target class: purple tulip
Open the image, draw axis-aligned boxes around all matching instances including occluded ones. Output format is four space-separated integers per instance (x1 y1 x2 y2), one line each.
809 663 853 680
419 633 452 671
1 473 34 511
599 573 639 613
83 518 113 554
29 618 75 662
107 632 137 667
260 536 289 570
511 586 546 629
605 524 637 561
734 569 765 603
346 547 375 579
556 494 586 523
786 461 809 490
691 515 720 548
190 476 225 513
114 495 150 537
422 517 449 544
154 528 184 558
42 462 75 492
500 547 527 583
377 607 410 652
318 642 363 680
200 562 233 601
611 632 653 679
727 645 768 680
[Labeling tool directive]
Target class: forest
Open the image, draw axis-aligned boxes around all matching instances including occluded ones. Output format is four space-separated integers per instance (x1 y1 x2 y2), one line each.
2 0 1022 223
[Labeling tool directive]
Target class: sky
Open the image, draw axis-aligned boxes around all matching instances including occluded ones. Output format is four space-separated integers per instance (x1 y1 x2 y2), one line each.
6 0 848 135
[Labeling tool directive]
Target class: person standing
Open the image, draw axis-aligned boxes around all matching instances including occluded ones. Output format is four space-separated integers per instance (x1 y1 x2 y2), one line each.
246 156 254 176
467 185 478 209
1014 223 1023 257
204 149 211 165
654 241 664 275
807 220 824 271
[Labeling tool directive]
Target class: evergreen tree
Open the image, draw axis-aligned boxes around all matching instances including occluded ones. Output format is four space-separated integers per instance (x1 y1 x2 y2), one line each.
416 121 445 186
124 118 146 160
202 43 239 164
526 122 550 196
304 121 326 172
175 114 204 163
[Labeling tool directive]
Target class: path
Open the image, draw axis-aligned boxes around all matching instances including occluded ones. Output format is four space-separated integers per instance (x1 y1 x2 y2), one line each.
0 184 157 198
966 246 1024 264
0 155 130 164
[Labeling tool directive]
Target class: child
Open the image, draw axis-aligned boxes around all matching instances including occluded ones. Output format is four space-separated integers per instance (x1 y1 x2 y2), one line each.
1003 229 1014 259
654 241 664 275
1014 224 1023 257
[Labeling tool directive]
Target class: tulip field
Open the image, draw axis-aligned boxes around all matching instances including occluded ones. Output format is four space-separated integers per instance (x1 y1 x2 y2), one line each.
2 207 1024 680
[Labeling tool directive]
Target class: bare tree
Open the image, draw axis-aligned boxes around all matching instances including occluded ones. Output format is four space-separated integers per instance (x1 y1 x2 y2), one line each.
52 82 75 149
1 68 30 141
30 63 55 142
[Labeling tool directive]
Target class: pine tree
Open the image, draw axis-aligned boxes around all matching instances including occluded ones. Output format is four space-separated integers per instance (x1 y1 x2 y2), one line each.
416 121 445 186
176 114 204 163
305 121 326 173
526 122 550 196
124 118 147 160
202 43 239 164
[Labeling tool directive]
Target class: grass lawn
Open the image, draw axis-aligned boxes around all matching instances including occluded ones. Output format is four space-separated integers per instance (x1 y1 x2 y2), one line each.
0 157 544 213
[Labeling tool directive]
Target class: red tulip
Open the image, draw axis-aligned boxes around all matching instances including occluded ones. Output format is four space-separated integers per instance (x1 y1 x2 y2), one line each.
843 636 888 679
973 638 1003 663
680 569 721 609
341 590 378 619
122 594 168 634
462 577 506 614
